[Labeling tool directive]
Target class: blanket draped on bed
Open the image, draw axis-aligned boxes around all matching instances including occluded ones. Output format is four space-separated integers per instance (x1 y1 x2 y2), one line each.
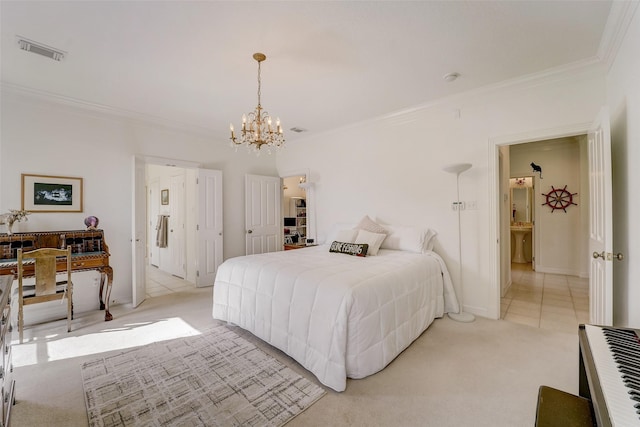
212 246 459 392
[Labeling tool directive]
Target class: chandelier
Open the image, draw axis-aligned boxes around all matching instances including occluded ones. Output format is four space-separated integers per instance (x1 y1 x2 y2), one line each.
230 53 285 154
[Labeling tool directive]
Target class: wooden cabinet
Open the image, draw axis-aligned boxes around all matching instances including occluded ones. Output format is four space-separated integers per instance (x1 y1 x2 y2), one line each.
0 275 14 427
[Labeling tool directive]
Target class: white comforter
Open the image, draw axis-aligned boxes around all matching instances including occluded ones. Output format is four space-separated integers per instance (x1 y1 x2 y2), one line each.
212 245 459 392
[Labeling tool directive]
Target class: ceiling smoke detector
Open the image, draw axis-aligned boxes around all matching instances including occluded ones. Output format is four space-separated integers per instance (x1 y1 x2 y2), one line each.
16 36 66 61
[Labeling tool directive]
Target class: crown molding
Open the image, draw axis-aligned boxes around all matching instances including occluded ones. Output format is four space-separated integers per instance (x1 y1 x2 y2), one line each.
0 81 220 139
291 58 604 145
598 0 639 71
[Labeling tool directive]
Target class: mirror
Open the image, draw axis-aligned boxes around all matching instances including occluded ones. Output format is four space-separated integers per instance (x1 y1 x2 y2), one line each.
510 177 533 223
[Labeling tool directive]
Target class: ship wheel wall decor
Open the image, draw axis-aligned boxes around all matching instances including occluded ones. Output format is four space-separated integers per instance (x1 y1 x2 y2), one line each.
542 185 577 212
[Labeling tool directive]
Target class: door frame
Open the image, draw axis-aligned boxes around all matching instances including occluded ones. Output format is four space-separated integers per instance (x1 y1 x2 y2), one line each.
488 121 592 319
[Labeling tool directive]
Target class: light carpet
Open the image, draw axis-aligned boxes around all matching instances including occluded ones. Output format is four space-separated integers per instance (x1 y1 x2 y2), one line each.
81 324 326 427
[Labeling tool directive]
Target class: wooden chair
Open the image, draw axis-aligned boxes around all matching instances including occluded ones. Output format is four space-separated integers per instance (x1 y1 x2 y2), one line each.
17 247 73 343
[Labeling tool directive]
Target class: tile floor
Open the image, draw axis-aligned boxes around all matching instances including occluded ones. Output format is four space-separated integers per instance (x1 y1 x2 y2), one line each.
501 263 589 334
145 265 194 298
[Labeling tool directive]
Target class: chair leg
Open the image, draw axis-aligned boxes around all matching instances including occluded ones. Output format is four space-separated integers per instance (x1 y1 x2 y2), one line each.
67 281 73 332
18 303 24 344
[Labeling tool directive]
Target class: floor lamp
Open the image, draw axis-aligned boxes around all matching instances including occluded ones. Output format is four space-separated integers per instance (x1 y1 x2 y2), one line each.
443 162 475 323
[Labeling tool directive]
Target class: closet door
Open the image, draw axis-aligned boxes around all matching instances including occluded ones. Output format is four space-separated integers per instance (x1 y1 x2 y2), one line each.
168 173 185 278
196 169 223 287
132 156 146 308
148 180 160 267
245 174 281 255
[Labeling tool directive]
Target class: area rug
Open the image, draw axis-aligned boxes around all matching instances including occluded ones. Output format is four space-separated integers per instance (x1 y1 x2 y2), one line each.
81 325 326 427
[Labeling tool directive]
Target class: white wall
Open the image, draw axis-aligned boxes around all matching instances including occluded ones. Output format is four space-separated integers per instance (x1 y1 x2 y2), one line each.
277 64 606 319
607 3 640 327
0 89 278 310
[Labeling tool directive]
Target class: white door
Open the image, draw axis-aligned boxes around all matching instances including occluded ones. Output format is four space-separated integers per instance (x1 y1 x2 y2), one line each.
588 107 613 326
245 174 281 255
148 180 160 267
168 174 185 278
196 169 223 287
132 156 147 308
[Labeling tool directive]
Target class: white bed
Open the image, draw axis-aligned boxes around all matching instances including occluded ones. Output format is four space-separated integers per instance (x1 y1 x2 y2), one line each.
212 241 459 392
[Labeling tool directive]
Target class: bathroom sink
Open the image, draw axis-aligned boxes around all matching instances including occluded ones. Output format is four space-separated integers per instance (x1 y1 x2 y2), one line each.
511 224 532 263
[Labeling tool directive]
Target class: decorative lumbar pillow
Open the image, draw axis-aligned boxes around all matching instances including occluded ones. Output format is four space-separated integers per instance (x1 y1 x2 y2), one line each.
354 215 388 235
329 241 369 257
354 229 386 256
334 229 358 243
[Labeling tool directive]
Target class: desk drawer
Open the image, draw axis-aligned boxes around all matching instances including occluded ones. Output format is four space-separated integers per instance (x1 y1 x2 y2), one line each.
70 257 107 270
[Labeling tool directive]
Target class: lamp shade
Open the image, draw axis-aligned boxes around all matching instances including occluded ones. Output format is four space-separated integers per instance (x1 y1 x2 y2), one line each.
442 163 472 174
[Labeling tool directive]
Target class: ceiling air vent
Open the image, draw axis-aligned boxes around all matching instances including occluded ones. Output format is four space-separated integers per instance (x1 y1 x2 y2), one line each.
16 36 65 61
290 127 307 133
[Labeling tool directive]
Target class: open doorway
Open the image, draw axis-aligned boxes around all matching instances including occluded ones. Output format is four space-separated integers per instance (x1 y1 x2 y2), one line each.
133 155 223 307
499 136 590 333
280 170 314 251
146 164 195 297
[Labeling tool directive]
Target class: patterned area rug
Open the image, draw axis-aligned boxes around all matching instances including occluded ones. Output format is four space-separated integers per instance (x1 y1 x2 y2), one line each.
81 325 326 426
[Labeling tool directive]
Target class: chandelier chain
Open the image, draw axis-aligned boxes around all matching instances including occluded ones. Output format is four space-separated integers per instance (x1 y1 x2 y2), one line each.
257 60 261 107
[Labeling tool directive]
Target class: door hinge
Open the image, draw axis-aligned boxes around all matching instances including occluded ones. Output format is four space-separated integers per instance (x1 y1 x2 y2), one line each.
197 224 199 231
197 270 199 277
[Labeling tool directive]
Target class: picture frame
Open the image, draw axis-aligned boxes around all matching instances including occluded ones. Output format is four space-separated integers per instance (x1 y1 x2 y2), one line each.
21 174 83 213
161 189 169 205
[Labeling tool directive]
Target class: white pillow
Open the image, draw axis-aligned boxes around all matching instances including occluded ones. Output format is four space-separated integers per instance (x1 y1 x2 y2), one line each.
354 229 387 256
324 222 357 244
424 229 437 251
354 215 388 235
334 229 358 243
380 225 438 253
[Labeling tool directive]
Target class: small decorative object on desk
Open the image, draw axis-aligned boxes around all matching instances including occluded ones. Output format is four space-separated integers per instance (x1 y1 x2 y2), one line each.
84 216 99 230
0 209 30 235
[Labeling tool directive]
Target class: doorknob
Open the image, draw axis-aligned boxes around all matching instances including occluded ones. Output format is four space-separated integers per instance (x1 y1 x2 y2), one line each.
593 251 625 261
247 230 253 234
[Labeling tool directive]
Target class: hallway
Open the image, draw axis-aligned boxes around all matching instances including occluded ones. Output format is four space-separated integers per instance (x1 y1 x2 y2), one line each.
501 263 589 334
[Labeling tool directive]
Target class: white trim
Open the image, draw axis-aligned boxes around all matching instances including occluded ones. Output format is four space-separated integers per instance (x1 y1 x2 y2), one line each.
597 0 640 70
141 155 201 169
1 82 220 139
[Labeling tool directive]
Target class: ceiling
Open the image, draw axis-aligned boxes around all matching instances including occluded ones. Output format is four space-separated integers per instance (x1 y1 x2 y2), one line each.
1 1 613 144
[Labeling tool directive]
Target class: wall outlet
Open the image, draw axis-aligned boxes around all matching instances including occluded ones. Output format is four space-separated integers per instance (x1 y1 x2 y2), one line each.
451 201 465 211
467 200 478 210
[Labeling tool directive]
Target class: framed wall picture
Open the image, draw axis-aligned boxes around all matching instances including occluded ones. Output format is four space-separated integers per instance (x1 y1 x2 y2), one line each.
21 174 83 212
161 189 169 205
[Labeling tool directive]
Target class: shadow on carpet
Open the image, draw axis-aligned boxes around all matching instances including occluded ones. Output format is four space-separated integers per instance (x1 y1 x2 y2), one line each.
81 325 326 426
